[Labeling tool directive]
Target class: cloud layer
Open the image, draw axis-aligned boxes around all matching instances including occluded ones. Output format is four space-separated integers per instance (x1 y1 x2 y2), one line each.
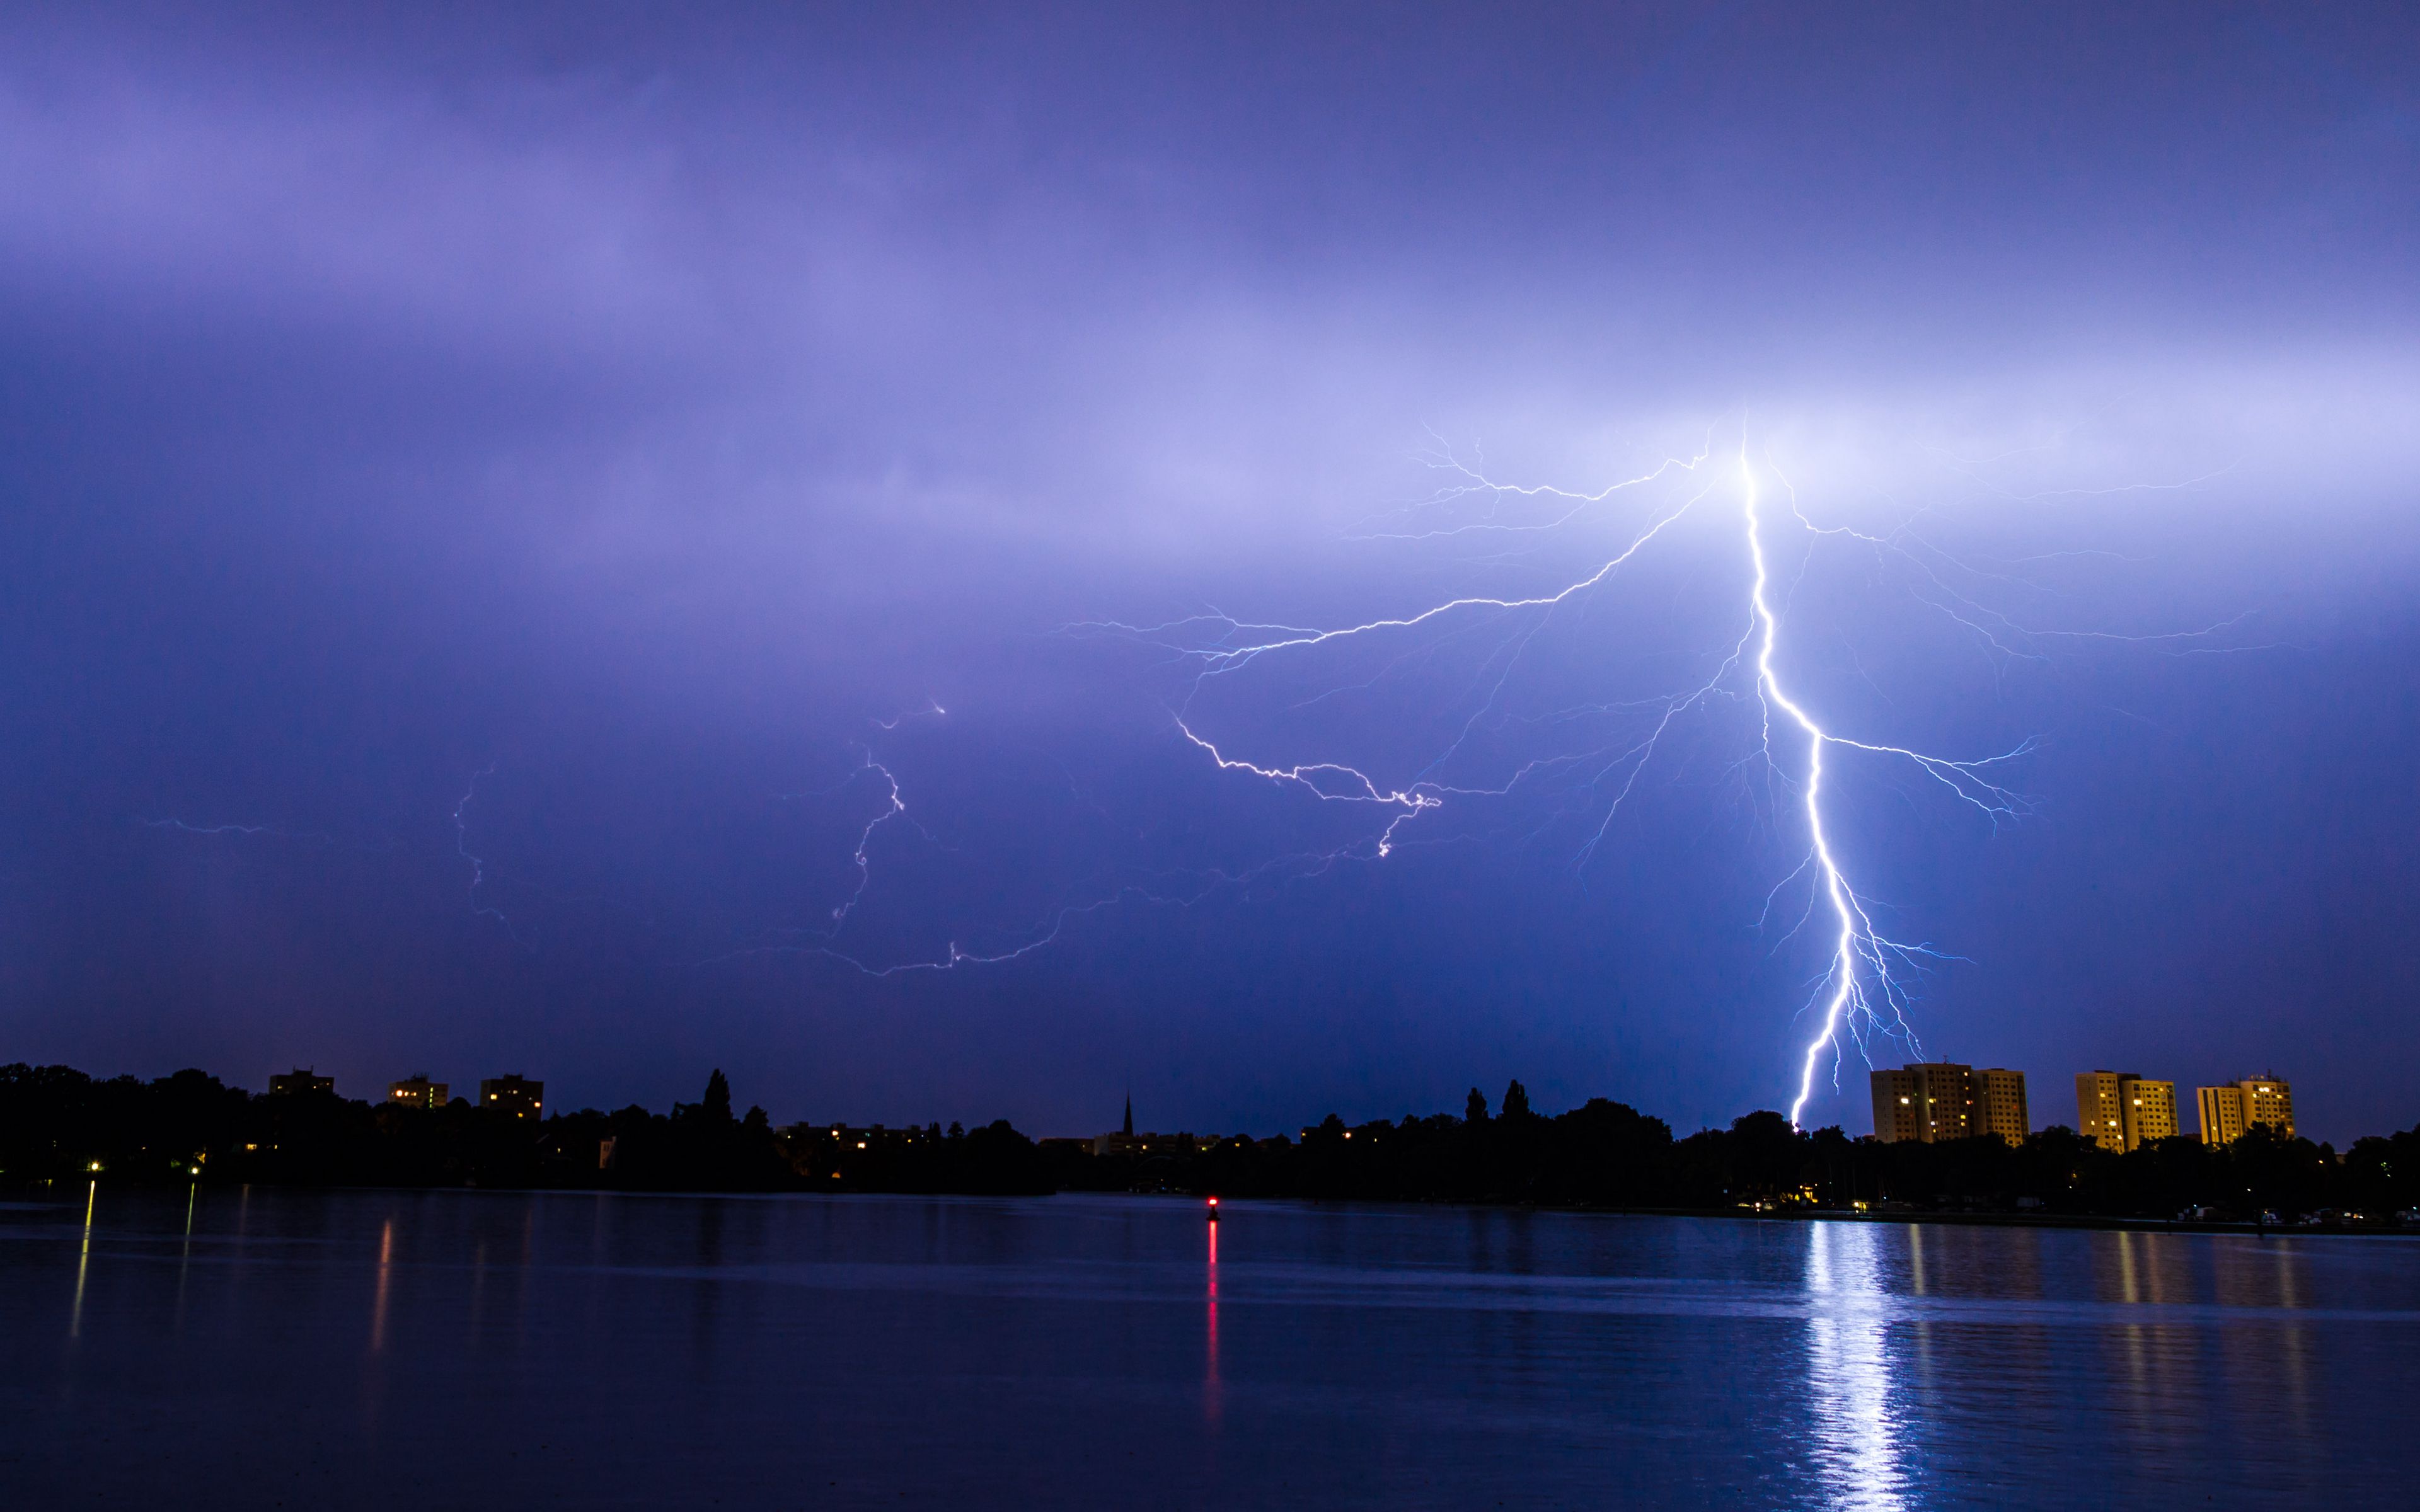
3 3 2415 1138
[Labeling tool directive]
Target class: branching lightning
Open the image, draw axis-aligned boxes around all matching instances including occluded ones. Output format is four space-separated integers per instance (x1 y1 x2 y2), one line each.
797 748 928 934
701 714 1394 979
1738 457 1973 1126
712 422 2232 1123
1066 426 2240 1125
1173 721 1439 858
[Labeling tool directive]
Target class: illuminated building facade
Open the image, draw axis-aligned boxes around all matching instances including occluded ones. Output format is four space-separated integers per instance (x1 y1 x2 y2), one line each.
268 1068 333 1096
2124 1079 2178 1147
2196 1075 2294 1146
2075 1072 2176 1152
1871 1067 1926 1142
2239 1076 2293 1136
1870 1063 2029 1146
1973 1068 2031 1147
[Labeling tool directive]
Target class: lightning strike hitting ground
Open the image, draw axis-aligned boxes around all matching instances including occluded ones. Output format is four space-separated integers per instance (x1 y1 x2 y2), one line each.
1109 436 2056 1123
722 427 2227 1121
1739 458 1962 1126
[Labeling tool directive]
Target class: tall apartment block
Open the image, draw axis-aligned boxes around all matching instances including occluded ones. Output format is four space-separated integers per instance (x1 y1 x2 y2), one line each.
1973 1067 2031 1146
1870 1062 2030 1147
2074 1071 2177 1153
2196 1075 2293 1146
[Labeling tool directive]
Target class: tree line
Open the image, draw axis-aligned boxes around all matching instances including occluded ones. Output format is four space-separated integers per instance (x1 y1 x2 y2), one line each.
1143 1087 2418 1225
5 1063 2415 1223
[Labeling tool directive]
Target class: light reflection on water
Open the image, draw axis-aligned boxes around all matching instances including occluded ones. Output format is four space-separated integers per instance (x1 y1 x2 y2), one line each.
4 1188 2415 1510
66 1179 95 1337
1205 1214 1222 1424
1804 1222 1904 1511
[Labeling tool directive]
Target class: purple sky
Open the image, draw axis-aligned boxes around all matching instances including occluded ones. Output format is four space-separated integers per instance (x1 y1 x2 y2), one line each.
4 3 2416 1140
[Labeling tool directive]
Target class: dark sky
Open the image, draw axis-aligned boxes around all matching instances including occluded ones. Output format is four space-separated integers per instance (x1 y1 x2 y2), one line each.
4 2 2416 1141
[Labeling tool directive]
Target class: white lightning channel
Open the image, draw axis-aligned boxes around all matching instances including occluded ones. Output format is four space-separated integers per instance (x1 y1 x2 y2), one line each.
1174 720 1439 857
742 423 2230 1116
827 750 909 931
1134 433 2078 1125
1741 452 1887 1128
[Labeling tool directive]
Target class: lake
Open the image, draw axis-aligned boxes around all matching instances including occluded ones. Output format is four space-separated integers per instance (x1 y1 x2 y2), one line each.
1 1186 2409 1508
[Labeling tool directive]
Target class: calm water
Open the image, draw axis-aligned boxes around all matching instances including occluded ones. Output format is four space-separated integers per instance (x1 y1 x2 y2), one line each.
2 1187 2411 1508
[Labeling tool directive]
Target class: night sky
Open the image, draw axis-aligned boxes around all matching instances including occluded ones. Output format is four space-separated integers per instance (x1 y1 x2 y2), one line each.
4 3 2415 1142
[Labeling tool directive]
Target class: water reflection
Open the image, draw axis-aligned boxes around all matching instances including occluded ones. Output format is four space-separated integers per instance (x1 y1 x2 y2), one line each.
1804 1222 1905 1511
68 1179 96 1338
2265 1241 2314 1447
371 1218 395 1353
1204 1216 1222 1423
11 1192 2411 1508
175 1184 197 1327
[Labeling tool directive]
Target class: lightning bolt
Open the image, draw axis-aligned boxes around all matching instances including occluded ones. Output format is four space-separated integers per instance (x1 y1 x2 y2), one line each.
727 421 2230 1121
703 733 1390 978
136 818 334 844
701 744 954 971
1739 452 1939 1127
452 765 516 935
1173 721 1439 858
872 699 948 731
1098 424 2246 1125
820 749 913 932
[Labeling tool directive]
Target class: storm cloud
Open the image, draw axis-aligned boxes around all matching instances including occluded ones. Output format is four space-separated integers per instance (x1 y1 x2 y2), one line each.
4 3 2415 1138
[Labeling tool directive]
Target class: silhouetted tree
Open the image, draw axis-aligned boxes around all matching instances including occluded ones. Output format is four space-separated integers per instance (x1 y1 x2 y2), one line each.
2227 1123 2331 1217
1502 1080 1533 1120
1465 1087 1489 1123
2344 1123 2420 1213
1545 1097 1676 1205
703 1069 734 1122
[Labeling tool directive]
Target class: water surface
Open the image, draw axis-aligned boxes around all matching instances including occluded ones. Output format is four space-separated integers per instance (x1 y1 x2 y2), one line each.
3 1187 2409 1508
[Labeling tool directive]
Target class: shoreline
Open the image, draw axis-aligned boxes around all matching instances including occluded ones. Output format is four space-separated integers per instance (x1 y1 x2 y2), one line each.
11 1177 2418 1239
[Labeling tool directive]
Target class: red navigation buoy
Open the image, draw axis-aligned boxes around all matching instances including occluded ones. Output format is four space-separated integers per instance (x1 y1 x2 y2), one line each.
1206 1194 1220 1223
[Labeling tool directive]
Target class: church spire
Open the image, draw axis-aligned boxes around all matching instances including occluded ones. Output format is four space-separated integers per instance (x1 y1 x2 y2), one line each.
1122 1093 1134 1137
